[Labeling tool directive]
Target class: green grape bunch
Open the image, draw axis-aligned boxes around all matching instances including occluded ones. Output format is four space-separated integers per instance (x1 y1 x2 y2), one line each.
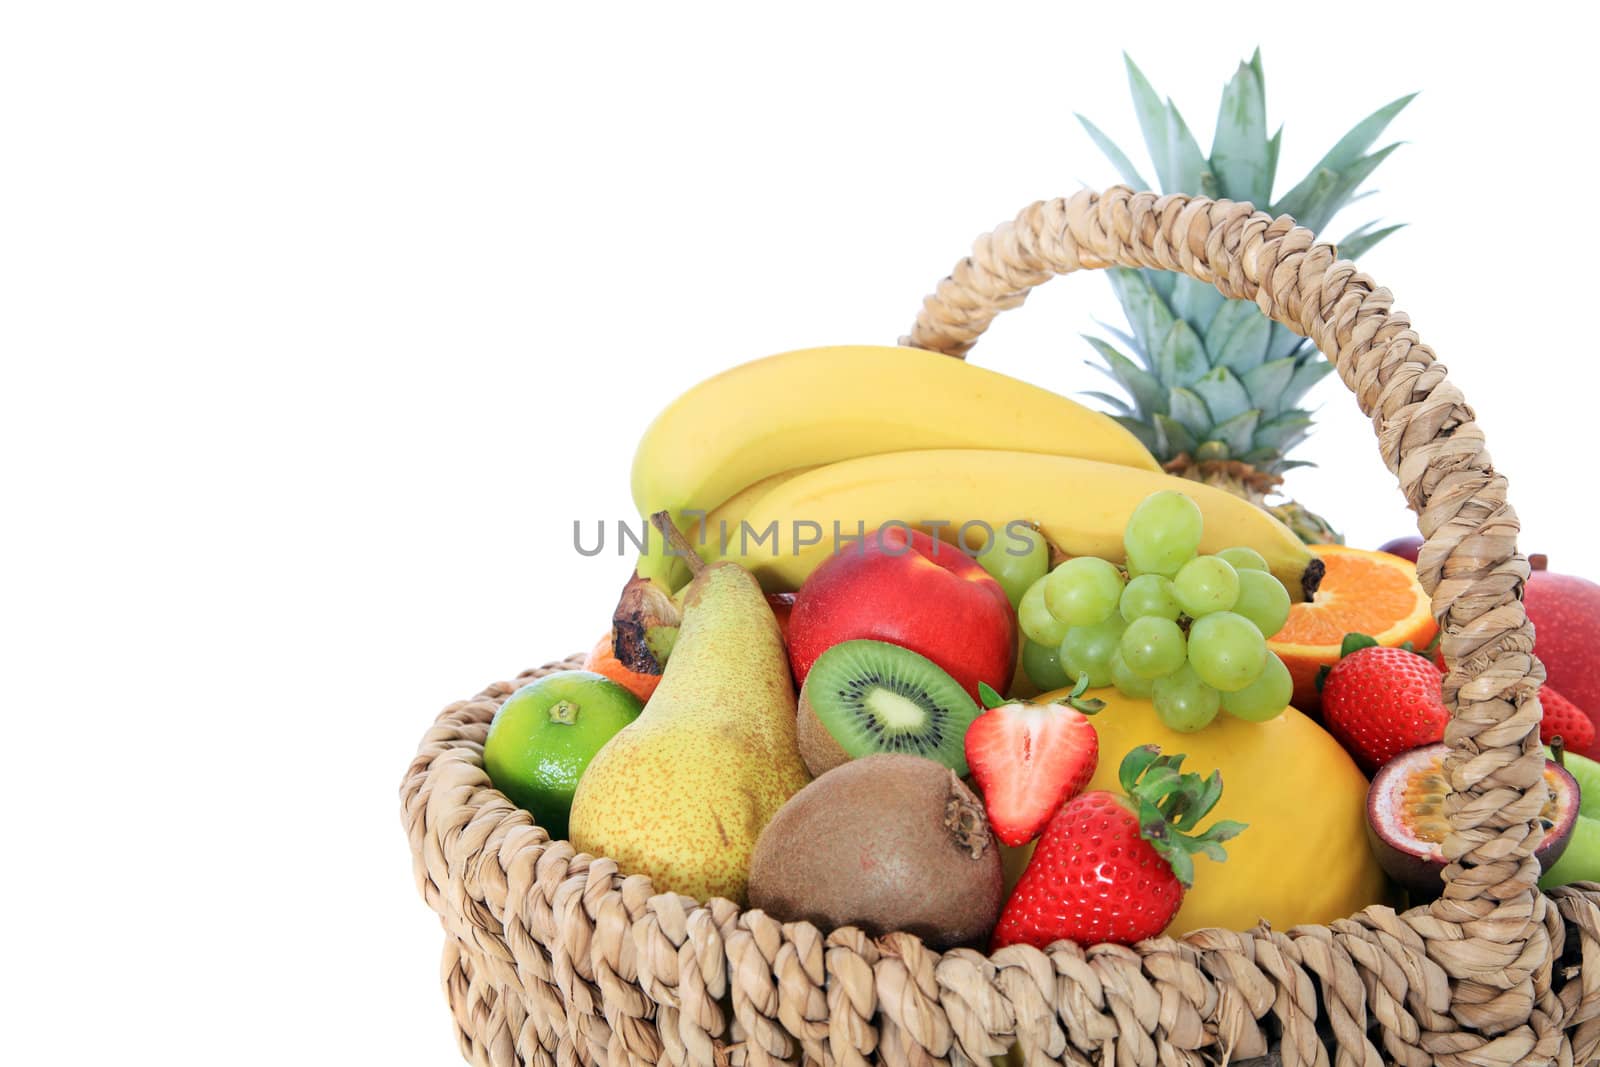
1016 490 1296 731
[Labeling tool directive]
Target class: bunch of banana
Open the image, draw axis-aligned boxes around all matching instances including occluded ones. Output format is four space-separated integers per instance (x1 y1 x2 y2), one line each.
714 449 1322 601
612 344 1163 671
629 345 1161 585
613 344 1321 673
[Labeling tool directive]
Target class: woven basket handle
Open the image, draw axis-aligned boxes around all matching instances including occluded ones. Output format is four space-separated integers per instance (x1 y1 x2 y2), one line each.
904 187 1547 998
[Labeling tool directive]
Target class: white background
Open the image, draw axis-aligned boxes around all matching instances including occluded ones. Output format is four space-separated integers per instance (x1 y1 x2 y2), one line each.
4 3 1595 1063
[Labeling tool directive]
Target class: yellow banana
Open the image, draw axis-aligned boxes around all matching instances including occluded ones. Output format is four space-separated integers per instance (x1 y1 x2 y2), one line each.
629 345 1159 582
685 466 817 558
717 449 1322 601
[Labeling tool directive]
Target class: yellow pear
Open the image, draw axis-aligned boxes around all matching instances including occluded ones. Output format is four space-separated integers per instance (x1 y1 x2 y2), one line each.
568 516 810 903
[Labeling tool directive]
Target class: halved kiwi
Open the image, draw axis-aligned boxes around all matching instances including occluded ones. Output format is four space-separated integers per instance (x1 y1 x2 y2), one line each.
796 639 980 777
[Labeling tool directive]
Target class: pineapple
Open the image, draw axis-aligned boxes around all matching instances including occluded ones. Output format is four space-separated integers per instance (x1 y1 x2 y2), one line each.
1078 51 1413 543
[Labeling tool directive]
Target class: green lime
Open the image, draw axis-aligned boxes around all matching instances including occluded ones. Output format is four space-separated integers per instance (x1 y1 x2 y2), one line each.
483 670 643 840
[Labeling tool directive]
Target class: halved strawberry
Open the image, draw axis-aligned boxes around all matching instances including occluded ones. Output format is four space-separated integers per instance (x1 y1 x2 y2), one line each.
964 680 1101 847
1539 686 1596 755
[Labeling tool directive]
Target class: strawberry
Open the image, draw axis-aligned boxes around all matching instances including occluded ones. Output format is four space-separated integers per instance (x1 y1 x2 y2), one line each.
1320 635 1447 774
965 680 1101 846
1538 686 1596 754
993 746 1245 949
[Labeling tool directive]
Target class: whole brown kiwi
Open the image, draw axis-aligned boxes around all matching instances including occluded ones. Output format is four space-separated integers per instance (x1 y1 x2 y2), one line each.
746 753 1004 949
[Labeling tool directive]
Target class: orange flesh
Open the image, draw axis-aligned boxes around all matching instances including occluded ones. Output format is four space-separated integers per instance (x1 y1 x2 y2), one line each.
1274 548 1432 647
582 631 662 703
1269 545 1438 710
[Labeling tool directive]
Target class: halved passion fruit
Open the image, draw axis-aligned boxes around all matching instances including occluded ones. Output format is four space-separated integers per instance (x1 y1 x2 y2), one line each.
1367 742 1578 897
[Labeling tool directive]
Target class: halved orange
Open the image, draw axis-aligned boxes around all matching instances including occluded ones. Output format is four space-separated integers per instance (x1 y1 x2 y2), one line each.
1268 544 1439 712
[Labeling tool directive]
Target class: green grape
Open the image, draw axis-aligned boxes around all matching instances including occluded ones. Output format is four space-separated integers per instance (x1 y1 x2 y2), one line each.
1119 616 1187 679
1153 664 1221 732
1022 639 1071 692
1119 573 1182 622
1173 556 1240 617
1233 568 1292 638
1123 490 1204 577
1109 650 1155 698
1044 557 1124 627
1018 575 1069 646
975 525 1049 609
1215 546 1269 573
1059 616 1126 688
1222 653 1293 722
1188 611 1268 692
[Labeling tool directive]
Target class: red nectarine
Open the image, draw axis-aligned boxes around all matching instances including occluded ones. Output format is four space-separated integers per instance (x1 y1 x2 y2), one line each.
1526 558 1600 752
787 527 1016 701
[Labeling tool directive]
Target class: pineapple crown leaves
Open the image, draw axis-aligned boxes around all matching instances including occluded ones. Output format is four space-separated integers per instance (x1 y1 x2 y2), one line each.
1077 50 1414 240
1076 50 1415 473
1116 745 1247 888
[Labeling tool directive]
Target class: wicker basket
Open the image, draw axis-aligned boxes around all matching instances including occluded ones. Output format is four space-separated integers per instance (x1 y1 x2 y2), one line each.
401 187 1600 1066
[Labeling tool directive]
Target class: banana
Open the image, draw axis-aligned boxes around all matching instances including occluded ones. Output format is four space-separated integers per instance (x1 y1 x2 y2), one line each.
629 345 1160 583
716 449 1323 601
687 466 818 559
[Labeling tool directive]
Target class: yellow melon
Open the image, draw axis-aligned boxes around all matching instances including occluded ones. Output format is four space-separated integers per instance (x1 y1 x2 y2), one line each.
1017 687 1392 935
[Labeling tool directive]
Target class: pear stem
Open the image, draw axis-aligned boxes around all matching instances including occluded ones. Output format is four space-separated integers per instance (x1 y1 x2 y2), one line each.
651 511 707 577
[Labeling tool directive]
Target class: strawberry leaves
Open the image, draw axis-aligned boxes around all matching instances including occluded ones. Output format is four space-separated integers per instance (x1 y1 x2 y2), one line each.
1118 746 1247 887
1062 672 1107 714
1339 633 1380 657
980 674 1105 714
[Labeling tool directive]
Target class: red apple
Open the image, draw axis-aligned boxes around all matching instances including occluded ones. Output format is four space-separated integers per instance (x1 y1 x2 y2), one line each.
1526 557 1600 753
787 526 1017 701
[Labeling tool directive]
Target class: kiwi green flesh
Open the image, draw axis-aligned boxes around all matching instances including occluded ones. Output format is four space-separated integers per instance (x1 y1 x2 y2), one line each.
1367 742 1578 898
799 639 978 775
